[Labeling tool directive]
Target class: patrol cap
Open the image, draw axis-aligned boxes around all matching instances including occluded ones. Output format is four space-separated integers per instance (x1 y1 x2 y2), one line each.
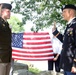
1 3 12 10
61 4 76 11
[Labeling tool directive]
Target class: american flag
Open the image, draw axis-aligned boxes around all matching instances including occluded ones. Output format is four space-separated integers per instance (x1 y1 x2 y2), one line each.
12 32 54 61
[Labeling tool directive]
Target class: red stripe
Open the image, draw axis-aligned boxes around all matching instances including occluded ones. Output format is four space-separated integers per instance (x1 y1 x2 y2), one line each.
12 50 53 53
12 54 54 57
23 41 51 45
23 45 52 49
23 37 50 40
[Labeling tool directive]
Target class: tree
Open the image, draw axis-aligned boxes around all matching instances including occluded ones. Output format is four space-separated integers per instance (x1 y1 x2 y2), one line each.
8 16 25 33
11 0 76 32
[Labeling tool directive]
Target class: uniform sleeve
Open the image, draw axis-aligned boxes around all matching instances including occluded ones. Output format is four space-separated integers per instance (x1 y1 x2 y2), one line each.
73 51 76 67
73 28 76 67
52 29 63 43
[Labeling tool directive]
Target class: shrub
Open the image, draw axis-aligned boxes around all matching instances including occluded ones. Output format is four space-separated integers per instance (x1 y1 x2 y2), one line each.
28 67 41 73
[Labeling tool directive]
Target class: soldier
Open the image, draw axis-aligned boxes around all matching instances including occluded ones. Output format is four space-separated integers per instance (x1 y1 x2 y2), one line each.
52 4 76 75
0 3 12 75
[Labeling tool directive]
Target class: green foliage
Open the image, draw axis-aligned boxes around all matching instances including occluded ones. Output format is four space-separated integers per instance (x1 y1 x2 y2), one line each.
29 67 41 73
60 0 76 5
8 16 25 33
11 0 76 32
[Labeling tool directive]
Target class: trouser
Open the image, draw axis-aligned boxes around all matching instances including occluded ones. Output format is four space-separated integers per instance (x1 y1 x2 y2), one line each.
48 54 60 72
64 71 76 75
0 63 11 75
9 59 14 75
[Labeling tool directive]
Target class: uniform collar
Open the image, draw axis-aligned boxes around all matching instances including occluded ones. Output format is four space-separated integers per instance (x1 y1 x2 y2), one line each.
0 17 8 24
67 17 76 24
66 17 76 27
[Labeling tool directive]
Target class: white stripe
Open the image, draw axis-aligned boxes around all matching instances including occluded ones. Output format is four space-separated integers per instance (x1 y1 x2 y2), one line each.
23 35 50 38
12 47 53 52
23 39 52 43
23 43 52 47
12 56 54 59
12 52 54 56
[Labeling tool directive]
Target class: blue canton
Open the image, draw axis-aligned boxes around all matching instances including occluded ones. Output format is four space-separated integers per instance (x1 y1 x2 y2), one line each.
12 33 23 48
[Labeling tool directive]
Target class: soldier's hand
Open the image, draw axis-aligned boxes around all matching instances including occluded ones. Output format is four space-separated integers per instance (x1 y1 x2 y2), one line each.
71 66 76 73
52 22 56 32
53 57 58 61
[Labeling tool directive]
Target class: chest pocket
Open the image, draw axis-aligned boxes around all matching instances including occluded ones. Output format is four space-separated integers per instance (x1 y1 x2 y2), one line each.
0 22 10 32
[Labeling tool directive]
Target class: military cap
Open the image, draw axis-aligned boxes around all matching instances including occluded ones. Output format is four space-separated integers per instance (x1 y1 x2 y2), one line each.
61 4 76 11
1 3 12 10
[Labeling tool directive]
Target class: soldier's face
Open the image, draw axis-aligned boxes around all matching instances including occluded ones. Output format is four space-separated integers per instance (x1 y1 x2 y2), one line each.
62 9 70 21
1 9 11 20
